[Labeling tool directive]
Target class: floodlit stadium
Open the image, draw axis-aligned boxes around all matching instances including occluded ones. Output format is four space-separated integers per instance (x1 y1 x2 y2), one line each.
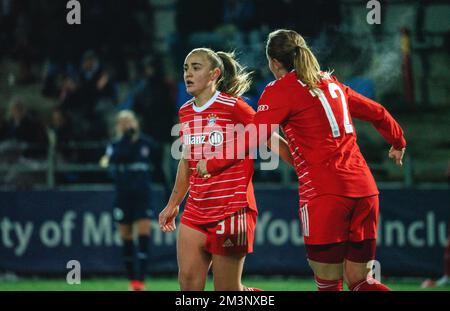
0 0 449 293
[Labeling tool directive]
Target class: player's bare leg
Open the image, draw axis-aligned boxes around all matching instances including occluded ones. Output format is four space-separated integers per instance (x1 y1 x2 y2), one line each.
307 260 344 291
212 253 246 291
308 260 343 280
177 224 211 290
344 260 390 291
343 260 369 286
343 239 390 291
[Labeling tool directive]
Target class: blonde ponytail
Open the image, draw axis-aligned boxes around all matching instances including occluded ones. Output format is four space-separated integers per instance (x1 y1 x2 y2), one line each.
216 51 252 97
293 45 321 90
267 29 325 90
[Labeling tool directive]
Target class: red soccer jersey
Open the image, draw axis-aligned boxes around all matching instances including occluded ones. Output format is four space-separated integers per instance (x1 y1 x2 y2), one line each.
179 91 257 225
208 72 406 205
255 72 406 204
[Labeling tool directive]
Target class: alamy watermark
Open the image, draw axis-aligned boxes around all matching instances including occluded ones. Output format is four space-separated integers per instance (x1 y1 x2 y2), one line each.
367 260 382 284
367 0 381 25
66 0 81 25
171 118 281 171
66 260 81 285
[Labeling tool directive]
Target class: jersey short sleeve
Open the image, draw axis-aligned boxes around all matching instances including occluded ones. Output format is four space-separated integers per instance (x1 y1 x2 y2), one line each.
234 98 256 125
254 82 292 127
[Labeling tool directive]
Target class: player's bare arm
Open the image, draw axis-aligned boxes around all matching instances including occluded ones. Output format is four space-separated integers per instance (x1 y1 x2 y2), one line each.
267 132 294 167
159 158 190 232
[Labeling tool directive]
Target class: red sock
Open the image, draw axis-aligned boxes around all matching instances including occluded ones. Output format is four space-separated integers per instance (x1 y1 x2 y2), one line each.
245 287 263 291
314 276 343 291
349 278 390 291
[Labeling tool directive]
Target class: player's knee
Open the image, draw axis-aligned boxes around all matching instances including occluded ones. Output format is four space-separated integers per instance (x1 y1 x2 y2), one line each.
344 240 376 285
178 269 202 290
308 259 343 280
312 265 343 280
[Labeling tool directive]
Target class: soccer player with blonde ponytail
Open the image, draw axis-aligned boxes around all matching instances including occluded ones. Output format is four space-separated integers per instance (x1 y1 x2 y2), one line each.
159 47 292 291
201 29 407 291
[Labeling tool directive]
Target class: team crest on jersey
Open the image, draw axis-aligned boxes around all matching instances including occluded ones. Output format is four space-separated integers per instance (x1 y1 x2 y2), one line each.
208 130 224 146
207 114 217 126
183 122 190 130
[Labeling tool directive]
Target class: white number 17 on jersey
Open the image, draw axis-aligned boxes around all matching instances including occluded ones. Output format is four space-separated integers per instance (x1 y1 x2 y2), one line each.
310 82 354 138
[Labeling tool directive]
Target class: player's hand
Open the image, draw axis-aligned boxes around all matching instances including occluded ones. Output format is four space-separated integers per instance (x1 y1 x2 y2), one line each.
388 146 405 166
196 160 211 178
159 205 179 232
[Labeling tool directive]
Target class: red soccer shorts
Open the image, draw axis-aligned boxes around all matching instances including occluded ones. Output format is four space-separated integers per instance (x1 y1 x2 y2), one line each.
299 194 379 245
181 207 257 256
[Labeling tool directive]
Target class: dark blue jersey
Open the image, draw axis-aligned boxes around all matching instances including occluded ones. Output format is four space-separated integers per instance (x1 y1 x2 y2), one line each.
106 134 155 191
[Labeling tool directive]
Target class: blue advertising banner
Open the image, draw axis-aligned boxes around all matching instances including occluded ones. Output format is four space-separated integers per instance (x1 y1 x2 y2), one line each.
0 189 448 277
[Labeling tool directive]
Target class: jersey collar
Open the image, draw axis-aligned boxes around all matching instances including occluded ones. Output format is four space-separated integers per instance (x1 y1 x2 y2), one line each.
192 91 220 113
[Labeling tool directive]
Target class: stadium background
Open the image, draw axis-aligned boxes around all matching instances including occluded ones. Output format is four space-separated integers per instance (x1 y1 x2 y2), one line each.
0 0 449 291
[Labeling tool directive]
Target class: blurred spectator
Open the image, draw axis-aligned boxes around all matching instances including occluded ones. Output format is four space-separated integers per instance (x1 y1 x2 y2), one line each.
50 106 72 144
79 50 116 104
78 50 117 140
4 97 48 155
133 55 177 199
55 50 117 142
133 56 176 144
0 97 48 189
49 106 74 161
59 74 88 141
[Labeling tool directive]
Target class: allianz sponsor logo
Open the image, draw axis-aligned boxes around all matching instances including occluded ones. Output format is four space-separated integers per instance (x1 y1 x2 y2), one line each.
183 131 224 146
184 134 206 145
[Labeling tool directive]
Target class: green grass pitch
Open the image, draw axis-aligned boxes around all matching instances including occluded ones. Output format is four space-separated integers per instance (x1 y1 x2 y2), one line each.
1 277 449 291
